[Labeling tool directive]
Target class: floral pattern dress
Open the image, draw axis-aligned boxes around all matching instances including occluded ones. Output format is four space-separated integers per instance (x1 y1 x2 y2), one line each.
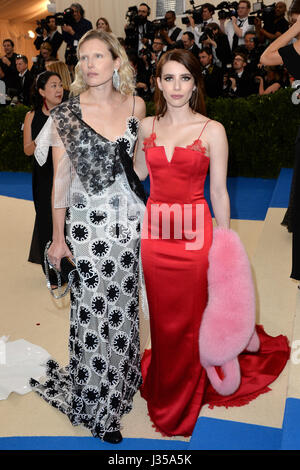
30 95 146 439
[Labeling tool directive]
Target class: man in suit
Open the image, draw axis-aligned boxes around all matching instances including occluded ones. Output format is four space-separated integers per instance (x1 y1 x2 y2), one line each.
15 55 34 106
199 47 223 98
229 52 257 97
125 3 155 53
182 32 200 58
0 39 19 97
34 15 63 58
160 10 183 50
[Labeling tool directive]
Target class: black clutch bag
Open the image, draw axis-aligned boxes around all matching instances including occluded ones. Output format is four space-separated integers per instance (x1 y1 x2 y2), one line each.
44 241 79 299
60 256 77 284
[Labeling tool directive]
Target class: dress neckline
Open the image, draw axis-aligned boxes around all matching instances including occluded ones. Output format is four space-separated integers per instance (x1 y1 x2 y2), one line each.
144 132 209 164
75 94 139 144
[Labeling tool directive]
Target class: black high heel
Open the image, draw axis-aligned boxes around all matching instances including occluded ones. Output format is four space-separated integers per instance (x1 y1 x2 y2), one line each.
103 430 123 444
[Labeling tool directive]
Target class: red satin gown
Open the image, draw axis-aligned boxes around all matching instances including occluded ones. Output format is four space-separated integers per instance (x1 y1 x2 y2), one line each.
140 117 290 438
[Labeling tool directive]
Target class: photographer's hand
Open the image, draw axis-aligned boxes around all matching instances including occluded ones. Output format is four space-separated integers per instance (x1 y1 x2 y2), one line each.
62 25 75 35
1 56 11 67
219 18 226 34
229 77 237 91
188 15 195 28
206 36 217 48
232 16 243 38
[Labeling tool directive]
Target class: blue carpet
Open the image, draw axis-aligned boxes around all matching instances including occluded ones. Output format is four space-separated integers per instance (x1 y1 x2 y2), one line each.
189 417 282 450
281 398 300 450
270 168 293 208
0 436 189 451
0 171 292 221
0 172 32 201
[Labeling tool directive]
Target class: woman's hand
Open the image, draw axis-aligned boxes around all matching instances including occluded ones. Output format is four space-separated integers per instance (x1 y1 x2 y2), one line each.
47 240 73 271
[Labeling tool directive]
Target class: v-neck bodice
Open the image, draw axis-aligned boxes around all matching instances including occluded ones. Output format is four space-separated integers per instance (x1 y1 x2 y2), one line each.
143 123 210 204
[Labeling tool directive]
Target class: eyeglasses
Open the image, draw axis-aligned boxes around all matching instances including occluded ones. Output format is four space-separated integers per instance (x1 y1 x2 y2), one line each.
153 42 163 45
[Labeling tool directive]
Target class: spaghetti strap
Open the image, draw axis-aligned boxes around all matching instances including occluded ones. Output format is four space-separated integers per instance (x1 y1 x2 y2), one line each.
152 116 157 134
132 95 136 116
198 119 211 139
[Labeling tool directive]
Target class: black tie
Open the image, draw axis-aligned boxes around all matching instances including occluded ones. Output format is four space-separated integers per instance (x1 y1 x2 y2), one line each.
232 19 244 52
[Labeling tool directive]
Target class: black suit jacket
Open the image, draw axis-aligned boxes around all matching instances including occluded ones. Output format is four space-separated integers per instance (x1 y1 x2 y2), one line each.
34 30 63 58
235 70 257 97
189 44 200 58
202 64 224 98
17 69 34 106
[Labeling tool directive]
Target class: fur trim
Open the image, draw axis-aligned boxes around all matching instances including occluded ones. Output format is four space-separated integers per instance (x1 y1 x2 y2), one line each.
199 227 260 395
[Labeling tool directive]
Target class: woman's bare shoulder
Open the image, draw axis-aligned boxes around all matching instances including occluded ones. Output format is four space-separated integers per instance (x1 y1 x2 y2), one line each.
133 95 146 118
138 115 155 136
204 119 226 137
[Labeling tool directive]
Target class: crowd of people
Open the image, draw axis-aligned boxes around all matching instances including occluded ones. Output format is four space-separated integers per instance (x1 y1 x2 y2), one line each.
0 1 295 107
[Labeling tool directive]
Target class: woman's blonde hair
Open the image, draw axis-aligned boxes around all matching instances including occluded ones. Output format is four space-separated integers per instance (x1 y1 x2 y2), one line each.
46 60 72 91
70 29 135 96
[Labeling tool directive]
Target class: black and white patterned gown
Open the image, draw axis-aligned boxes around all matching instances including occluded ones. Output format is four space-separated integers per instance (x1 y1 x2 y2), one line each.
30 95 147 439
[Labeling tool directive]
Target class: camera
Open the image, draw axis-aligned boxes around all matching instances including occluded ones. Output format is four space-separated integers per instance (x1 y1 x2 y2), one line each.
125 5 155 48
248 2 276 25
199 26 215 42
35 19 50 35
152 18 168 31
181 0 205 25
55 8 76 27
215 1 239 20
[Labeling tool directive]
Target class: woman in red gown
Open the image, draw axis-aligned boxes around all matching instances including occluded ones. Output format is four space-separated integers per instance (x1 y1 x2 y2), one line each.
134 49 289 438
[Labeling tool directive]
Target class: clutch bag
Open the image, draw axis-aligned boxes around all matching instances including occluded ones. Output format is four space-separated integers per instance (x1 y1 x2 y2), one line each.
44 241 79 299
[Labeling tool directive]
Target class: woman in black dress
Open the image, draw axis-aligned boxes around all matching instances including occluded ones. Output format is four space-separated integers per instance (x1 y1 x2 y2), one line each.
261 0 300 282
23 71 64 287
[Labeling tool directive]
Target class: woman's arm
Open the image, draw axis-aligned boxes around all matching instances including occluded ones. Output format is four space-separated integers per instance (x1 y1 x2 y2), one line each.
208 121 231 228
262 82 281 95
260 16 300 65
47 145 72 270
133 95 146 121
133 118 150 181
23 111 36 156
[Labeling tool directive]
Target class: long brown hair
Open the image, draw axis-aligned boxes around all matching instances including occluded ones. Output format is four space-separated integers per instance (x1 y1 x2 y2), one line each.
154 49 206 118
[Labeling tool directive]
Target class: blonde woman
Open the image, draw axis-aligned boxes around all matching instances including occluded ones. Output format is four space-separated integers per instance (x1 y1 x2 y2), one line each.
30 30 146 444
96 17 112 32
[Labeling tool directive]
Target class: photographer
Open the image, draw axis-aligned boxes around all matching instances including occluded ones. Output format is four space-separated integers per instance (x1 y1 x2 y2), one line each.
182 32 200 57
200 22 232 69
199 46 224 97
255 65 282 94
220 0 255 52
254 2 289 45
0 39 19 97
159 11 183 50
16 55 34 106
61 3 92 66
34 15 63 58
227 51 257 96
31 42 55 77
124 3 155 53
236 31 265 76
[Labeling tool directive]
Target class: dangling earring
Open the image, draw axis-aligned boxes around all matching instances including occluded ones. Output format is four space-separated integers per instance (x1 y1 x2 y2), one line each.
112 68 120 90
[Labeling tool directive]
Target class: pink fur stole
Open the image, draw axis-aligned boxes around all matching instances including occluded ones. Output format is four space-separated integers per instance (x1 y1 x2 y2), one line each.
199 227 260 396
